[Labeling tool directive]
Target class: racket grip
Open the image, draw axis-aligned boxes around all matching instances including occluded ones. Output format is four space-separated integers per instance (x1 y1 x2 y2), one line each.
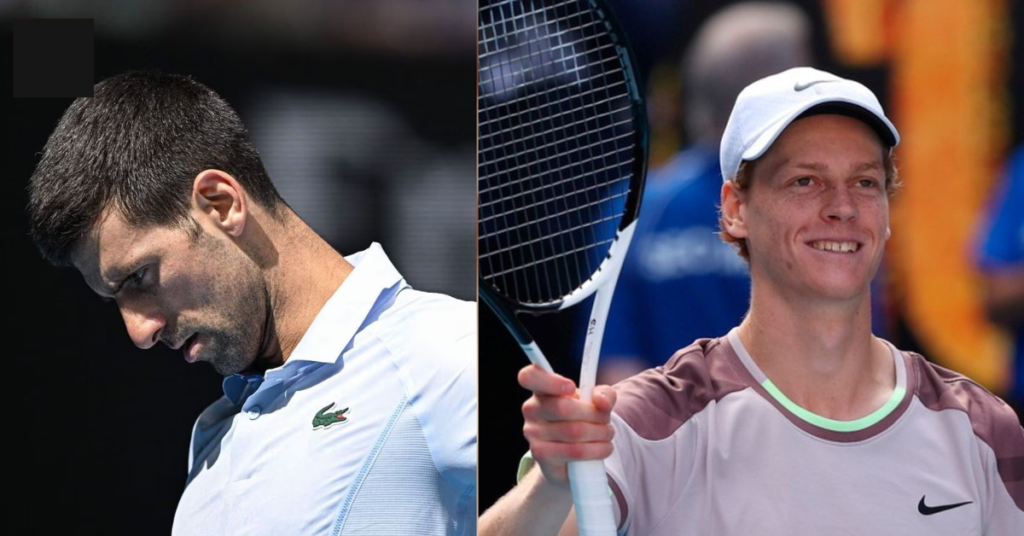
568 459 617 536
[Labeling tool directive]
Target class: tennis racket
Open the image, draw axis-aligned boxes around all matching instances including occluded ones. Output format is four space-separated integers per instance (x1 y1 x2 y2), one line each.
478 0 647 534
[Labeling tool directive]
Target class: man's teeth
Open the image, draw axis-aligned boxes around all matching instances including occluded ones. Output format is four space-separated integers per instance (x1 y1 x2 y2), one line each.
812 241 859 253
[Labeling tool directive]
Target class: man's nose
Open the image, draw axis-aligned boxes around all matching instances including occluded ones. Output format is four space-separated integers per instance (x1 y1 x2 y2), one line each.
823 185 858 222
119 306 166 349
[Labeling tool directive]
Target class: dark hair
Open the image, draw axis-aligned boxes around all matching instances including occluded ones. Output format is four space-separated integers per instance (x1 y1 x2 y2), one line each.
718 150 901 263
27 70 285 266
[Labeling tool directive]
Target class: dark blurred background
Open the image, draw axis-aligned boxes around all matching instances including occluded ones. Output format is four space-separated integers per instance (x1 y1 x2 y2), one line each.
480 0 1024 515
4 1 473 534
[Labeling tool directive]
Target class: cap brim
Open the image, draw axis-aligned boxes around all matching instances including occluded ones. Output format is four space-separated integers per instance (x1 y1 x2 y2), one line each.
741 98 900 163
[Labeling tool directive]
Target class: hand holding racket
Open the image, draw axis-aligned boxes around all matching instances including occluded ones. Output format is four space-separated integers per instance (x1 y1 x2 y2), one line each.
518 365 618 484
478 0 647 533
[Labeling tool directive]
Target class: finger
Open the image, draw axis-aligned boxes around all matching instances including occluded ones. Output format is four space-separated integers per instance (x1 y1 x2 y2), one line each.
591 385 617 413
522 393 612 423
523 419 615 444
530 440 615 463
518 364 576 396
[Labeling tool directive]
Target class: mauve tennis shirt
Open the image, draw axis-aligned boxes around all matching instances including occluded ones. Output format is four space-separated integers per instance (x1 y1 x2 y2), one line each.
604 329 1023 535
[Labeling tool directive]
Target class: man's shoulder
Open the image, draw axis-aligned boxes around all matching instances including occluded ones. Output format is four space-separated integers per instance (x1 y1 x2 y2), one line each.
367 288 475 375
376 288 475 341
910 353 1023 455
612 337 752 440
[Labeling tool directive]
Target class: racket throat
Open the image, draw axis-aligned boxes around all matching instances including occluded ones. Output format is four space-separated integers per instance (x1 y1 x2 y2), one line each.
577 222 635 401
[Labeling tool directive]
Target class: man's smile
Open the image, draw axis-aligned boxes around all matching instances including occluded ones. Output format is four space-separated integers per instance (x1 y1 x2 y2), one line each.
808 240 862 253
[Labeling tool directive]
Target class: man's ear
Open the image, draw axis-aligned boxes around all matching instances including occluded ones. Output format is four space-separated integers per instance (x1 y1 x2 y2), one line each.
720 180 749 240
193 170 248 237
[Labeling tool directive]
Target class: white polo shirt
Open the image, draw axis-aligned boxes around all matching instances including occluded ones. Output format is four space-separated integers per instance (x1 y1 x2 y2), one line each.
172 243 477 536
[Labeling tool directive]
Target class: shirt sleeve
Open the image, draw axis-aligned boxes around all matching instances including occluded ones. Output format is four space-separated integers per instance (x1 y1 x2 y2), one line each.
389 296 478 493
605 410 701 536
980 425 1024 534
976 388 1024 535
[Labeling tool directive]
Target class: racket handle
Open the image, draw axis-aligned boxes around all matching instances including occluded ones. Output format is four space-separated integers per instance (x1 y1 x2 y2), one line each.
568 459 617 536
521 340 555 374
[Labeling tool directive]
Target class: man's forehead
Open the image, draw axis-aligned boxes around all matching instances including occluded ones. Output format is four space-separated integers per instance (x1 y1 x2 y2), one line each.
759 116 886 173
773 158 884 172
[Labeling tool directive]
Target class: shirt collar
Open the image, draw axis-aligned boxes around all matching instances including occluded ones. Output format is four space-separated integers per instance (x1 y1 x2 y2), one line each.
223 242 405 405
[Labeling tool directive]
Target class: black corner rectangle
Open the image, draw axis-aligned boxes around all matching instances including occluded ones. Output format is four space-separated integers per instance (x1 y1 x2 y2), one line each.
13 19 94 98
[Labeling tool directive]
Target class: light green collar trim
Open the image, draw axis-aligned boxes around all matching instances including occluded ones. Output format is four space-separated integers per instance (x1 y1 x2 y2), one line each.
726 328 907 433
761 379 905 432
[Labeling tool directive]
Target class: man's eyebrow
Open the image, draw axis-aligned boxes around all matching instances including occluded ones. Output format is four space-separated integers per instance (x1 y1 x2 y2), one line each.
766 159 825 178
787 161 828 172
849 161 884 173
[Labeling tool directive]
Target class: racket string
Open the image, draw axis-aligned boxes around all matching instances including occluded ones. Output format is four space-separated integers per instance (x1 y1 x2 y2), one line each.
479 127 633 196
516 0 555 303
482 238 616 280
479 6 525 302
478 103 633 171
479 173 630 222
558 4 604 290
478 45 620 109
479 0 638 305
477 89 629 145
478 0 579 53
480 212 625 260
481 0 582 300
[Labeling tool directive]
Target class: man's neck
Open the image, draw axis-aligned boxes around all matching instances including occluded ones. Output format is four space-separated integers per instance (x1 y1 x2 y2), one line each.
738 283 895 421
259 212 353 367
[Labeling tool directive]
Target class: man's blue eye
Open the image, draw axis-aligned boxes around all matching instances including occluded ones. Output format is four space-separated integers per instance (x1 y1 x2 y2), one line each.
130 268 146 284
794 177 812 186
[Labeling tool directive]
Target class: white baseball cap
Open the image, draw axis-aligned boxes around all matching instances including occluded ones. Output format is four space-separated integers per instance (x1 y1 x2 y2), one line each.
719 66 900 182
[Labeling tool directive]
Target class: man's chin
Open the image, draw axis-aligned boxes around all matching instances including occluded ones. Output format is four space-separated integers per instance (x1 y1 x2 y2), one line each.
235 364 259 377
206 357 257 377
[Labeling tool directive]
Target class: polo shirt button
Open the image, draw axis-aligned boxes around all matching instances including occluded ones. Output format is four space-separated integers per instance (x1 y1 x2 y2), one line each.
247 406 262 420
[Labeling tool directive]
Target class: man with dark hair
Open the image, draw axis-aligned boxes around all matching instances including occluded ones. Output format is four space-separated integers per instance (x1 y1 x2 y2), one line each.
28 71 477 535
480 67 1022 535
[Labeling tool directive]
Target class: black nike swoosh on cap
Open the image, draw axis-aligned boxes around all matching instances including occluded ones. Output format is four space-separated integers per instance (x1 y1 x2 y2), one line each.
918 496 973 515
794 80 841 92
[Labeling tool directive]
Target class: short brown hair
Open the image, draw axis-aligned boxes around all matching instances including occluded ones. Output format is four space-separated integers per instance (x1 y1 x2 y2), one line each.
718 150 901 263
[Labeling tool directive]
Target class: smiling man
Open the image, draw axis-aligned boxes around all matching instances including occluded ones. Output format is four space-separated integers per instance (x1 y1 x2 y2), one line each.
27 71 476 536
480 67 1023 535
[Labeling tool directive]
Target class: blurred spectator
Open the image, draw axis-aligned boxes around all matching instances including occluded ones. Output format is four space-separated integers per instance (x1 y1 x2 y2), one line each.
598 2 812 384
976 144 1024 409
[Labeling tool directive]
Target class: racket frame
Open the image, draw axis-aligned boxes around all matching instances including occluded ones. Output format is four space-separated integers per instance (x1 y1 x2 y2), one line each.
478 0 648 533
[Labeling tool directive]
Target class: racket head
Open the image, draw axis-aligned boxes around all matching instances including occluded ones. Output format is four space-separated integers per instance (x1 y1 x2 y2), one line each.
477 0 648 314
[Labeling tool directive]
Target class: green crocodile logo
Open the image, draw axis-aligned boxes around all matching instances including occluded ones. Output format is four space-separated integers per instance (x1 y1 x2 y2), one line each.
312 403 349 430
